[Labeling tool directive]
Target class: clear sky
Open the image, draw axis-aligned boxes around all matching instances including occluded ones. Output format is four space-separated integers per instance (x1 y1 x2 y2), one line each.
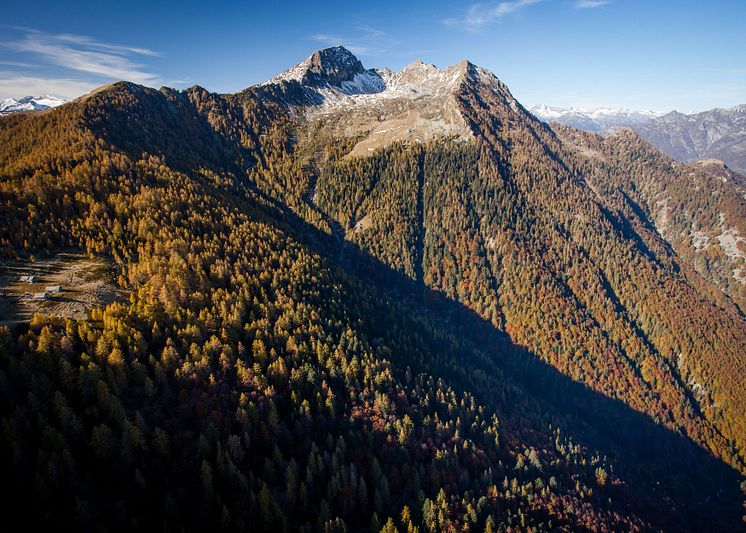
1 0 744 113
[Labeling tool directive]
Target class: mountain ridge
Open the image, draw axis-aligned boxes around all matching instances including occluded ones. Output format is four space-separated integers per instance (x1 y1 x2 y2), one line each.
532 102 746 174
636 104 746 174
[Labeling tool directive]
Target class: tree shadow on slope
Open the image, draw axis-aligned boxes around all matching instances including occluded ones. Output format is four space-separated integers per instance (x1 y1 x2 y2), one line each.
261 193 745 532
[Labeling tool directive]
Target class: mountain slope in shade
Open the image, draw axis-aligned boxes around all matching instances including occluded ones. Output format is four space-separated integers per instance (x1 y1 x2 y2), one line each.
0 95 67 115
261 46 746 488
1 47 745 531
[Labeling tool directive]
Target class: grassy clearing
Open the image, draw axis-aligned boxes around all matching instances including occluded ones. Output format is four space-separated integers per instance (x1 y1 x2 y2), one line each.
0 251 124 325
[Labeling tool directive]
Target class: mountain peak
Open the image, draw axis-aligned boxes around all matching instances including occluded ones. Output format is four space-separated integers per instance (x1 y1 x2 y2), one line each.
254 51 521 157
269 45 368 88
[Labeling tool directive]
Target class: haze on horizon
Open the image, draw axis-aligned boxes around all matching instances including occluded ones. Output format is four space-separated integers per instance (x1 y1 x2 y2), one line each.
1 0 745 114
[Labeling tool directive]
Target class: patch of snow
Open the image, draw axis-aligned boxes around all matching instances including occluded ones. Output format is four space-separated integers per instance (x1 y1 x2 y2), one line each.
338 71 386 95
267 60 309 84
32 95 66 108
531 104 566 120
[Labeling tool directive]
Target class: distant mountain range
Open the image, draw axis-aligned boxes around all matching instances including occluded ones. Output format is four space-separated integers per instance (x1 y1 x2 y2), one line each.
0 95 67 115
635 105 746 175
529 104 661 132
531 103 746 174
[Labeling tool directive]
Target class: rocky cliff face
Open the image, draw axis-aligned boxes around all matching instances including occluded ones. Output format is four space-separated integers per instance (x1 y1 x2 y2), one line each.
269 45 372 87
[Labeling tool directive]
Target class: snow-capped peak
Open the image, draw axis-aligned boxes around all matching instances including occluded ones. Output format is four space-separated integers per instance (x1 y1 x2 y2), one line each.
530 104 567 119
256 47 529 157
0 95 67 116
266 46 377 89
33 95 67 108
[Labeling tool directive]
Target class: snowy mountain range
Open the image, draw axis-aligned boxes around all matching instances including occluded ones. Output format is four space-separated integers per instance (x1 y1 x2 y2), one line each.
530 104 662 132
0 95 67 116
262 46 478 106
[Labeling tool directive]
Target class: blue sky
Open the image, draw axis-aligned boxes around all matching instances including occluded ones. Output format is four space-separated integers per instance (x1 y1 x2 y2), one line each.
1 0 744 112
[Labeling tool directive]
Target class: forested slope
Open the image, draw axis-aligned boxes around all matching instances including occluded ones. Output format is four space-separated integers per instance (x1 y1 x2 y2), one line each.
308 63 746 478
554 125 746 313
